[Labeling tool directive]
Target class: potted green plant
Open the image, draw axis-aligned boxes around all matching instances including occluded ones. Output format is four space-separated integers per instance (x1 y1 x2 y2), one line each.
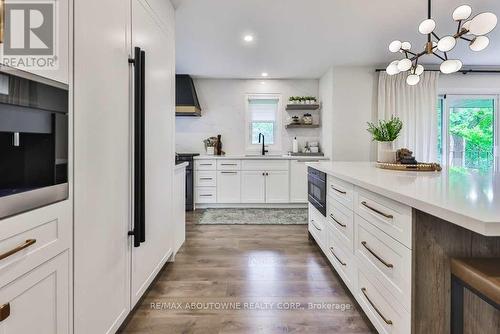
367 116 403 163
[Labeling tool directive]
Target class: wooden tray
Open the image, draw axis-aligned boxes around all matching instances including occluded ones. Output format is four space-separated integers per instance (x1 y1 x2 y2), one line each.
376 162 442 172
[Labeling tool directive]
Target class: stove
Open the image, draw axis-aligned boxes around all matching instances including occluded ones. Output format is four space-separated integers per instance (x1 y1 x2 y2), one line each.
175 153 199 211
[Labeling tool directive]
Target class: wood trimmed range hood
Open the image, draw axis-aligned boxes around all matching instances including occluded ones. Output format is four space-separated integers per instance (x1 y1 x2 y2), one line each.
176 74 201 117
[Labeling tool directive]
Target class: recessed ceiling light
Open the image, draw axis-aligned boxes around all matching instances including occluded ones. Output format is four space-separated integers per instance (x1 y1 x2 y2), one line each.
260 81 266 85
261 72 268 77
243 35 254 42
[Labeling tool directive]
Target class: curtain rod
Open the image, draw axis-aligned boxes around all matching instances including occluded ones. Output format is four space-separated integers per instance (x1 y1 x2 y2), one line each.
375 69 500 74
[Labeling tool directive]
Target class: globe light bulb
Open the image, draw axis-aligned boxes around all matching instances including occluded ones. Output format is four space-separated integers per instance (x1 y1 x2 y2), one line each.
397 58 412 72
469 36 490 51
419 19 436 34
401 42 412 50
415 64 424 76
469 12 497 35
407 74 420 85
440 59 463 74
437 36 457 52
452 5 472 21
389 40 402 53
386 61 400 75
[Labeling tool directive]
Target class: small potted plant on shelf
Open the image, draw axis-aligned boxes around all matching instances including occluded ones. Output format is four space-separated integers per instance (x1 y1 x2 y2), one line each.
366 116 403 163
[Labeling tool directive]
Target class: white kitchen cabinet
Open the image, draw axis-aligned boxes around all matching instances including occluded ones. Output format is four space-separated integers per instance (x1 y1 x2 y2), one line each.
266 171 290 203
173 166 186 257
217 171 241 203
10 0 70 84
289 160 308 203
130 0 175 307
74 0 175 332
241 171 266 203
0 251 69 334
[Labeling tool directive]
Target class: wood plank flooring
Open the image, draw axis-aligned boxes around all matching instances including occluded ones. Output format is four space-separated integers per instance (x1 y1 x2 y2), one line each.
119 211 375 334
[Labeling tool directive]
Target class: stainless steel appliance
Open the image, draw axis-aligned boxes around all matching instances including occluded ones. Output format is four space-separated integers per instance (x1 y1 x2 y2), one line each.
175 153 199 211
0 71 69 219
308 167 326 216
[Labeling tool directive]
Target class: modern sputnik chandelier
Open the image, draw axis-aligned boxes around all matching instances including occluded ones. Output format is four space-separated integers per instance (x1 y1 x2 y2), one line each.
386 0 498 85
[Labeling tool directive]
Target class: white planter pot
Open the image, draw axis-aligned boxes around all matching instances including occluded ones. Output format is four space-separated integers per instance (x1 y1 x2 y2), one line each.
206 147 215 155
377 141 396 163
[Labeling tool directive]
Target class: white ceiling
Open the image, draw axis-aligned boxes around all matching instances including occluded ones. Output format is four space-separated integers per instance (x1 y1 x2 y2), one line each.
173 0 500 79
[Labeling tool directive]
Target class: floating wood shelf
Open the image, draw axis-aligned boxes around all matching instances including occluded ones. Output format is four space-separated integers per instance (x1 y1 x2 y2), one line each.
286 104 320 111
285 124 320 129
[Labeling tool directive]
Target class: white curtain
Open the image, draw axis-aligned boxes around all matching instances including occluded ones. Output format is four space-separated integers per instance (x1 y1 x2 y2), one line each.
378 71 439 162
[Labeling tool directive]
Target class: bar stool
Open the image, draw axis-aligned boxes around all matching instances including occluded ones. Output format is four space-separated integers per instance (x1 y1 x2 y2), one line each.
450 258 500 334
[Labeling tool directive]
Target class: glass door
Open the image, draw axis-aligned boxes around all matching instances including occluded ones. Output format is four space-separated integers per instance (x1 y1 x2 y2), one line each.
440 95 498 170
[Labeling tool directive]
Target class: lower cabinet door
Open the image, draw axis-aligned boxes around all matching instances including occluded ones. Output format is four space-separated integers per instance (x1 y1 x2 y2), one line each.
0 251 69 334
289 160 308 203
265 171 290 203
241 171 266 203
217 171 241 203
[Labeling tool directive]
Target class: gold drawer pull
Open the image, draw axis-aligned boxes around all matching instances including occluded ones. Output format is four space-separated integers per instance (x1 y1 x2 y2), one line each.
310 220 321 231
0 303 10 322
329 247 346 266
361 201 393 219
0 239 37 261
361 241 393 268
361 288 393 325
330 214 346 228
331 186 346 194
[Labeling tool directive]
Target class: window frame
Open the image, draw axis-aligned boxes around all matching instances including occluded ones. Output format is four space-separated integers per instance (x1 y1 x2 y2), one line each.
245 94 282 153
438 94 499 169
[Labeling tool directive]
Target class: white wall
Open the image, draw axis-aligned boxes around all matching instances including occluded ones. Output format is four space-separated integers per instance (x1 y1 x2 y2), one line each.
175 79 320 155
439 73 500 95
319 68 334 159
320 66 378 161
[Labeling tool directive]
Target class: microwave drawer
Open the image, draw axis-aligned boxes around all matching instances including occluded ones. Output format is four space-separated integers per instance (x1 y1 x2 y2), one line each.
355 215 412 310
0 201 71 285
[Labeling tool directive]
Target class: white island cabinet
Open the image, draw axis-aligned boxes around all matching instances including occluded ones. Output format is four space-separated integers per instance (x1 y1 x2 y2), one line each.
306 161 500 334
194 156 328 207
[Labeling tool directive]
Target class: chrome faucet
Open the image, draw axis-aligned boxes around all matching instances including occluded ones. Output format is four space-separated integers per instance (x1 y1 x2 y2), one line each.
258 133 268 156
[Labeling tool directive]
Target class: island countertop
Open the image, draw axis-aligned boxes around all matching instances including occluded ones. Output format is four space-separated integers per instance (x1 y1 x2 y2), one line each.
194 154 329 160
306 161 500 236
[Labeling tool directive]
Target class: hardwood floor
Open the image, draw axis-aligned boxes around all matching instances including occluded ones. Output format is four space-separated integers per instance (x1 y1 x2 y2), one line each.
119 211 375 334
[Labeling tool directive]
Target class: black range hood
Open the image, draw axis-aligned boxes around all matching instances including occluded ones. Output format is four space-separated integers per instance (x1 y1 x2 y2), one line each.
176 74 201 117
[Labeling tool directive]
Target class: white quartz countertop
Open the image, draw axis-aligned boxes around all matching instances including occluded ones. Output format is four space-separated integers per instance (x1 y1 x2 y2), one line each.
194 155 329 160
306 161 500 236
174 161 189 171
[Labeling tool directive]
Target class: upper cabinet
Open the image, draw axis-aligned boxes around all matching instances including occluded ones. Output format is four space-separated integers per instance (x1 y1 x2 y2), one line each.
1 0 69 84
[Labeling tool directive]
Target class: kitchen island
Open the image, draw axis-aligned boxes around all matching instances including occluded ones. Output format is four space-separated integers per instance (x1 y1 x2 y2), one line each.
305 161 500 334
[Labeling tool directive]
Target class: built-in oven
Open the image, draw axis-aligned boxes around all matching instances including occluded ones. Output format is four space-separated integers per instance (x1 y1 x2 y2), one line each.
308 167 326 216
0 71 69 219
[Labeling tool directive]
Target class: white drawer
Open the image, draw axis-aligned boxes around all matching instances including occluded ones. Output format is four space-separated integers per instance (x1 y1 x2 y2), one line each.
327 176 354 210
327 198 354 251
355 269 411 334
0 202 71 285
326 225 356 290
355 188 412 248
217 160 241 171
195 160 217 171
308 204 326 249
195 187 217 203
241 160 289 171
355 215 412 310
196 171 217 187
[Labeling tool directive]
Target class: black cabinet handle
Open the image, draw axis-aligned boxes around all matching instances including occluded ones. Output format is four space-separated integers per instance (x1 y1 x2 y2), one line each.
128 47 146 247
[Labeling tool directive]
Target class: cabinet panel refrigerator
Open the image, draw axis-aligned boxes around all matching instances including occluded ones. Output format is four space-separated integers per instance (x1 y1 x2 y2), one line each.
73 0 175 333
